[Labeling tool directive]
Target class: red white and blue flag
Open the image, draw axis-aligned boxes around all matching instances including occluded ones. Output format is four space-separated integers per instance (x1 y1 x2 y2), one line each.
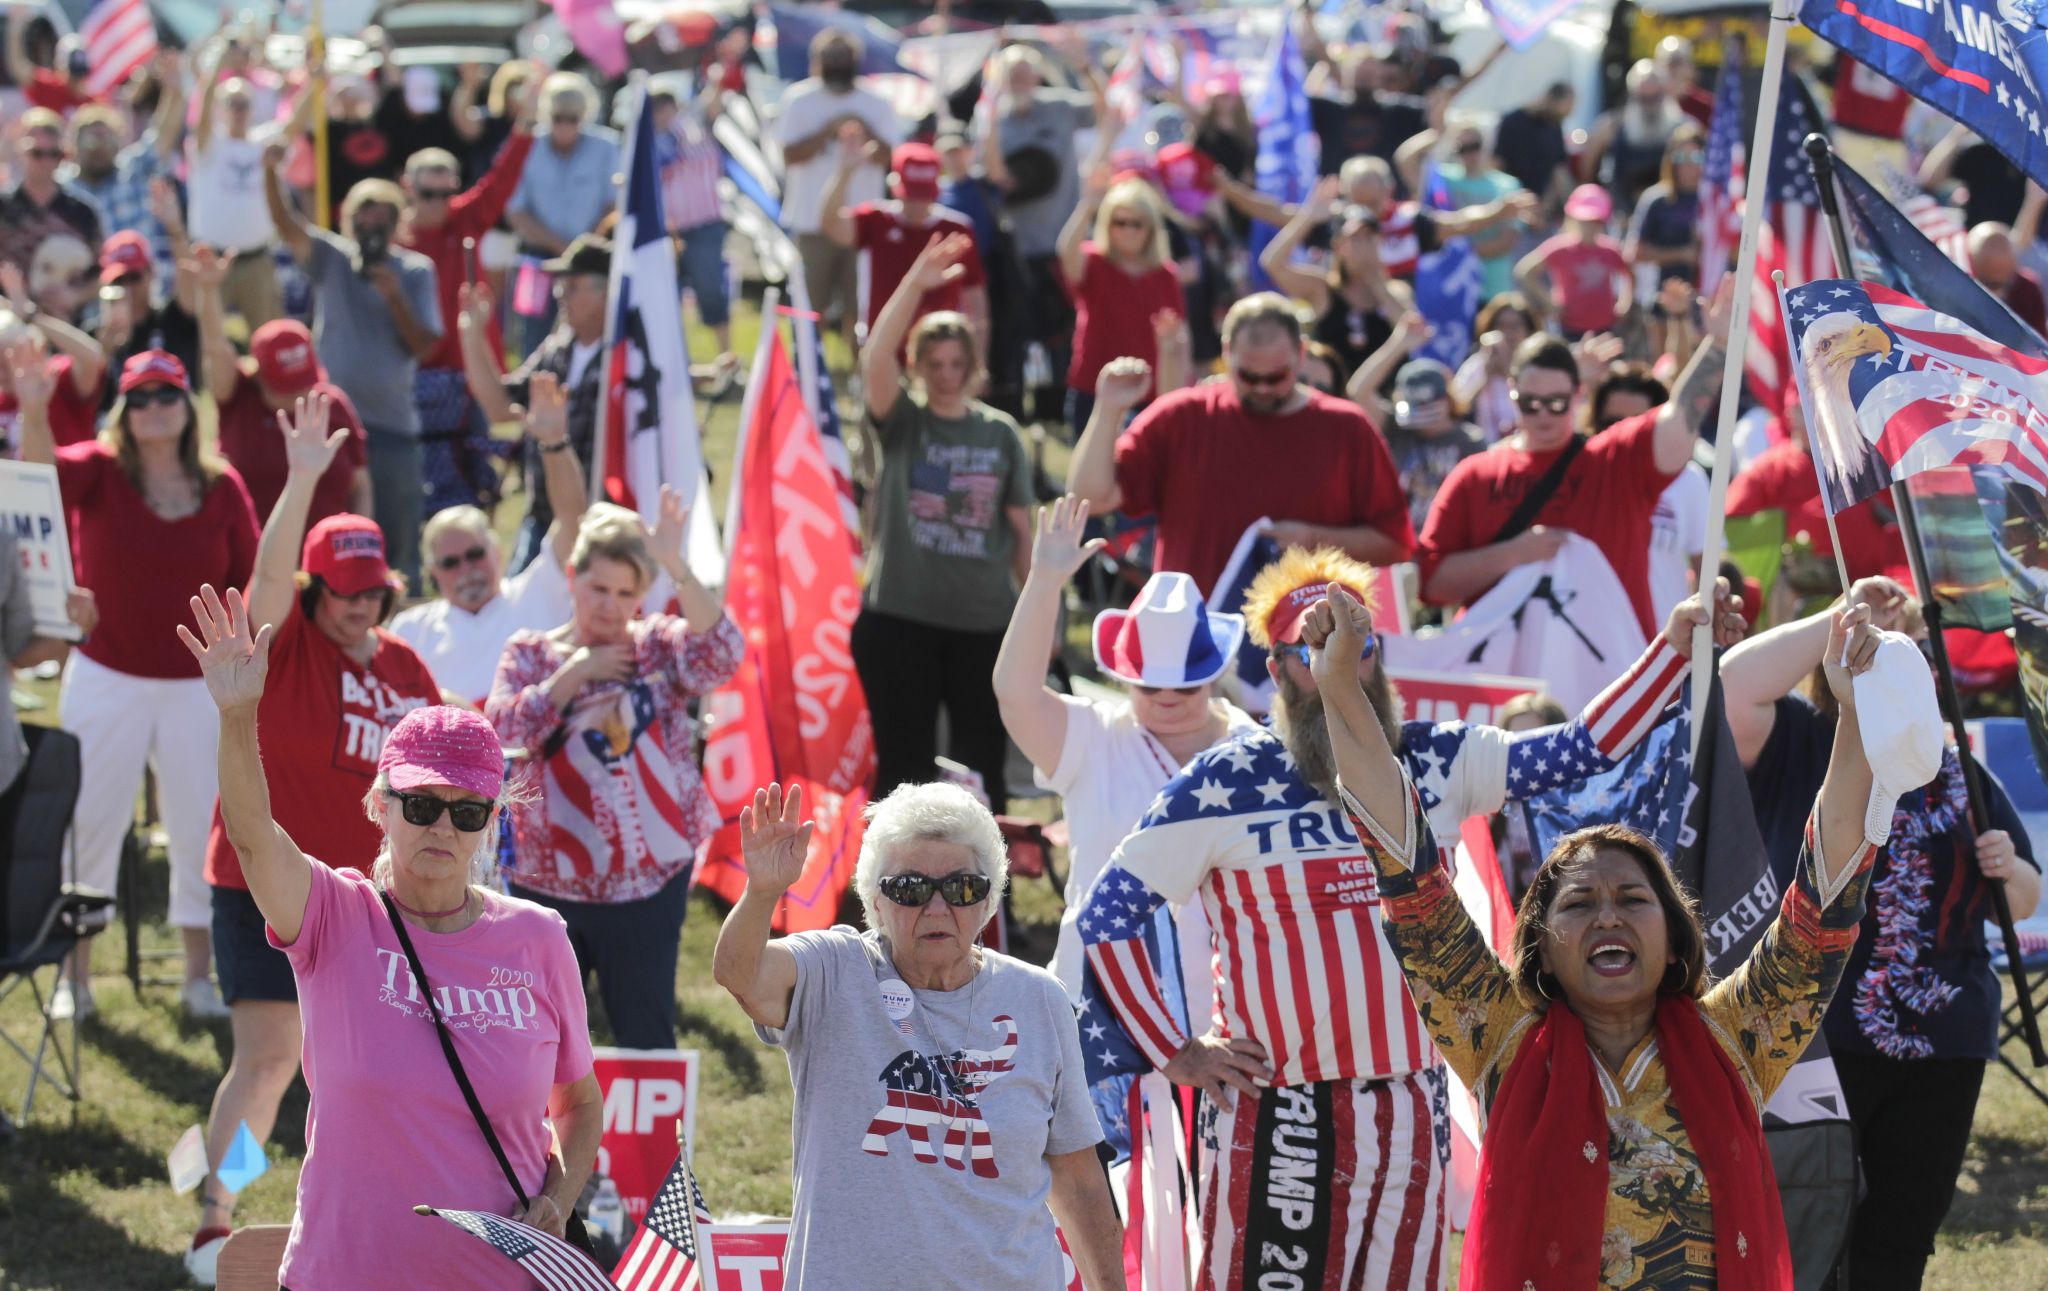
80 0 155 98
602 84 724 588
783 268 862 555
1696 56 1747 298
612 1152 716 1291
422 1207 614 1291
1782 278 2048 514
1744 69 1838 416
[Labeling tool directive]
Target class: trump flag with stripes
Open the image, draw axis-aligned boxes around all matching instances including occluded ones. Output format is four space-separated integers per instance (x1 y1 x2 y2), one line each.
1741 67 1837 414
1781 278 2048 514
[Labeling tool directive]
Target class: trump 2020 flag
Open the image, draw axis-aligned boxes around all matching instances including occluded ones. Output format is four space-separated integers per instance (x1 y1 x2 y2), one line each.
1248 17 1317 291
1798 0 2048 195
1780 278 2048 514
604 83 725 588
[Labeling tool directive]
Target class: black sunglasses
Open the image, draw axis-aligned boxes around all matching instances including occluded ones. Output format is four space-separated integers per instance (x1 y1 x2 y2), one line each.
416 187 459 201
26 147 64 160
127 385 184 408
1235 367 1294 388
1514 391 1573 415
1282 634 1380 667
1134 683 1202 696
389 789 495 832
879 870 992 909
435 544 489 572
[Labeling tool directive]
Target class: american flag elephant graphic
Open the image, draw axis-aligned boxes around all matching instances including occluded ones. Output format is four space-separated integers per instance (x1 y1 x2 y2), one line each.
862 1015 1019 1178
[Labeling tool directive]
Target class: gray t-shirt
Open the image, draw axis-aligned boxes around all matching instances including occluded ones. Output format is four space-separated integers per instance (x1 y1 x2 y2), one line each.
307 228 441 434
758 927 1102 1291
863 385 1032 633
993 91 1093 257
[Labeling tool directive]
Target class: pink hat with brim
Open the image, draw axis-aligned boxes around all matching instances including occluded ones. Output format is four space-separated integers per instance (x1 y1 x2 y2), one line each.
378 706 506 801
1563 183 1613 222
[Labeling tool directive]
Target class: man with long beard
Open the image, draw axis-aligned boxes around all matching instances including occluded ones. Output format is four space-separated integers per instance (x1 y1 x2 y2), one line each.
1079 547 1727 1290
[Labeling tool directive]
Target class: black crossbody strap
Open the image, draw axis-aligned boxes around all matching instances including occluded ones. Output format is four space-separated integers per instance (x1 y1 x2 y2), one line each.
1487 433 1586 547
380 891 529 1207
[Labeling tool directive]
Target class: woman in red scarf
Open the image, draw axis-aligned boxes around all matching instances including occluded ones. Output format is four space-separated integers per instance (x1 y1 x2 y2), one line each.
1307 584 1889 1291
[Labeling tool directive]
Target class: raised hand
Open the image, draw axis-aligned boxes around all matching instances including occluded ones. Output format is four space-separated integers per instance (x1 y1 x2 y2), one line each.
176 585 275 712
1304 174 1342 222
275 390 345 477
457 280 495 334
649 482 689 560
1665 575 1748 661
907 232 974 293
1822 602 1879 711
1702 274 1736 347
5 336 55 414
1029 496 1107 582
1573 331 1625 386
524 370 568 447
1301 582 1374 691
1093 356 1152 412
184 243 231 292
739 782 815 896
1847 575 1912 635
0 261 28 313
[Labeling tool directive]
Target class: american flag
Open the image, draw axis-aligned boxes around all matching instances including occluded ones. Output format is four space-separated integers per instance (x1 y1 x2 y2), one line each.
1743 69 1838 417
421 1207 615 1291
782 282 862 556
612 1153 716 1291
1697 56 1746 297
79 0 156 98
1782 278 2048 514
1081 634 1688 1087
1875 162 1969 269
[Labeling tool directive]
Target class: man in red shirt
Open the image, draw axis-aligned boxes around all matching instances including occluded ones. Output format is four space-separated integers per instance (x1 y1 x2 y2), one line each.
821 137 987 355
195 243 368 524
1417 284 1733 639
1067 292 1414 593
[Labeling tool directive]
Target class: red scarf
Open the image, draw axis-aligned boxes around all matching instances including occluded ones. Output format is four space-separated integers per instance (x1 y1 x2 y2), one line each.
1462 996 1792 1291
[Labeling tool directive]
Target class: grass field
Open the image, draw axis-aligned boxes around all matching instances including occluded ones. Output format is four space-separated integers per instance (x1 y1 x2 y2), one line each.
1 298 2044 1289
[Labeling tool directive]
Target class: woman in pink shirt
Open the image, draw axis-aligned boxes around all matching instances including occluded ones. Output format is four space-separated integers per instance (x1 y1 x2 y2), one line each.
1514 184 1633 340
179 598 601 1290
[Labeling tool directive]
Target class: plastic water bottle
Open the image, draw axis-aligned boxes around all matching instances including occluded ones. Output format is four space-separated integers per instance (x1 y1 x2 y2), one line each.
1024 342 1051 392
586 1178 625 1245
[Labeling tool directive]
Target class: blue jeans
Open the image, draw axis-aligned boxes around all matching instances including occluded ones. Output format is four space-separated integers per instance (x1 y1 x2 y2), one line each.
364 427 424 594
507 867 691 1049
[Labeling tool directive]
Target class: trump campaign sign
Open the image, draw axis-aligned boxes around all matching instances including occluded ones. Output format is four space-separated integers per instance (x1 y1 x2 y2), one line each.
0 460 81 640
1387 669 1543 727
698 1224 1087 1290
592 1049 700 1220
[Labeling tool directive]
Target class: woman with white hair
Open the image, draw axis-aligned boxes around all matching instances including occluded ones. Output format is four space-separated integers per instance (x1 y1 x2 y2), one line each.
180 595 601 1288
714 781 1125 1291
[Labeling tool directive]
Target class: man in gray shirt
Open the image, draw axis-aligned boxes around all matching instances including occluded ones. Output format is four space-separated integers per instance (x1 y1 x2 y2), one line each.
264 144 442 590
506 71 619 356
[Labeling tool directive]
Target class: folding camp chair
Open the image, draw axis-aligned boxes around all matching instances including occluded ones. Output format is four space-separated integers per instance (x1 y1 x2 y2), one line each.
0 726 111 1122
1993 923 2048 1107
1974 717 2048 1105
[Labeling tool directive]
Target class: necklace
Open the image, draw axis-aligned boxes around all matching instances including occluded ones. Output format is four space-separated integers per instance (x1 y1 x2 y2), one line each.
388 888 471 920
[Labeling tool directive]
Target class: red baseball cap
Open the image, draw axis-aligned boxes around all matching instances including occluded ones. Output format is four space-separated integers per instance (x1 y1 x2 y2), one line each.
1263 579 1369 646
379 705 506 800
118 350 189 394
250 319 323 395
301 513 393 597
99 230 152 285
893 142 942 201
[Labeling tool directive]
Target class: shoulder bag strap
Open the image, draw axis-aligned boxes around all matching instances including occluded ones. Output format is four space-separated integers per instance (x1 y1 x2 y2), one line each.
1487 433 1587 548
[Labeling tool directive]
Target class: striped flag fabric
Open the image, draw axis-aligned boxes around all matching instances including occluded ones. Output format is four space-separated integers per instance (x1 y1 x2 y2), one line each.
783 265 862 554
1875 162 1969 268
612 1153 716 1291
419 1207 615 1291
1743 70 1837 416
1696 56 1746 297
79 0 156 98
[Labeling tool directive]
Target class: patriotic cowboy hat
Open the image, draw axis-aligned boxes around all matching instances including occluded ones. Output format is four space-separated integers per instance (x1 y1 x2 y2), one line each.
1093 573 1245 689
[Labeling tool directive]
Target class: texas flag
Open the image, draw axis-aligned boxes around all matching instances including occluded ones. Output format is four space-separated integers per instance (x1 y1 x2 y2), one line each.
602 81 724 587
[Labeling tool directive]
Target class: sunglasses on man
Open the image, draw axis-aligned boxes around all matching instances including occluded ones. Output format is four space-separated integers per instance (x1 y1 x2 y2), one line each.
879 870 993 908
1235 367 1294 389
1513 391 1573 415
435 544 489 573
126 385 184 408
1280 634 1380 668
389 789 496 832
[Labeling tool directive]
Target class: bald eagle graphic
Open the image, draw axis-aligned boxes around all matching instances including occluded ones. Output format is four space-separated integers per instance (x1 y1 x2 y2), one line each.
1798 311 1896 511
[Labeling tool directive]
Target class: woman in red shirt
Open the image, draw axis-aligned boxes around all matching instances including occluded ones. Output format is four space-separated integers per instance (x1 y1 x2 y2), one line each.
1056 172 1186 434
181 392 442 1283
16 350 258 1024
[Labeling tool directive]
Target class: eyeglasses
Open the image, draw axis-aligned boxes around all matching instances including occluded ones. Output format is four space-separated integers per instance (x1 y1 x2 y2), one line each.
1456 140 1483 154
879 870 993 908
25 147 63 161
415 187 459 201
126 385 184 408
1281 634 1380 668
1514 392 1574 415
1234 367 1294 388
1134 683 1203 696
551 114 581 125
1673 150 1704 165
435 544 489 572
388 789 495 832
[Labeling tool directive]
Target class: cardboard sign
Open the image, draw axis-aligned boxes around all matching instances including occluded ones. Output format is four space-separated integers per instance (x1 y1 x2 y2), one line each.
1387 668 1544 728
592 1048 700 1221
0 460 80 640
699 1224 1085 1291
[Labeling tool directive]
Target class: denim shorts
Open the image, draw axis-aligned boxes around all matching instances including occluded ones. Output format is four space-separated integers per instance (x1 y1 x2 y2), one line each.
677 221 731 328
211 883 298 1005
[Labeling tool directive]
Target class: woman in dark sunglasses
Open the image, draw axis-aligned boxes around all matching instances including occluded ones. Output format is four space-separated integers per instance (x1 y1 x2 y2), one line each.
715 780 1124 1291
180 599 602 1289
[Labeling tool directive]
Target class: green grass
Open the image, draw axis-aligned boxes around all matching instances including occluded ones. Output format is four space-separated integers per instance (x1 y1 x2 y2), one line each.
1 297 2044 1288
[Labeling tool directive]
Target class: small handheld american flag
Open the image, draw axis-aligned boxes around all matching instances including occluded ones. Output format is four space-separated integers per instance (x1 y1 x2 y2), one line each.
415 1204 615 1291
611 1151 717 1291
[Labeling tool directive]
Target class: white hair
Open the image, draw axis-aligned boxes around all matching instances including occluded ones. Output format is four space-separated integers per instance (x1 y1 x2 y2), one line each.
541 71 598 124
364 772 504 889
854 782 1009 931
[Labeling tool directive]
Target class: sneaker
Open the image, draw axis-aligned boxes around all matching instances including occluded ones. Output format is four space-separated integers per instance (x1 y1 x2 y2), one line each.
48 978 94 1022
181 979 230 1021
184 1227 231 1286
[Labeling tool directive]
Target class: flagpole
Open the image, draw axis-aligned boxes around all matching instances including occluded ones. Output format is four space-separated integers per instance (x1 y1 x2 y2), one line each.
310 0 329 230
594 75 645 505
1692 5 1796 762
1803 137 2048 1068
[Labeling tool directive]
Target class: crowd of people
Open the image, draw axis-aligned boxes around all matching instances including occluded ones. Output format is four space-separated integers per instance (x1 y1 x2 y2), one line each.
0 3 2041 1289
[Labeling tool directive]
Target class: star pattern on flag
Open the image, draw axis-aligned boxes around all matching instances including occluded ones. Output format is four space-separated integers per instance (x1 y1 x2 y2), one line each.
444 1210 538 1260
1136 732 1324 826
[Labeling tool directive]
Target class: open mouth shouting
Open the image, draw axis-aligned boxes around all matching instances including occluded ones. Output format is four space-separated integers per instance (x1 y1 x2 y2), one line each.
1587 937 1638 978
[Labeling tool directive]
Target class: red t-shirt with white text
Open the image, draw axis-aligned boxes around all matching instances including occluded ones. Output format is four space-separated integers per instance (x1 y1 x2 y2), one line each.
1416 411 1678 637
1114 384 1414 593
851 201 984 331
205 611 440 888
